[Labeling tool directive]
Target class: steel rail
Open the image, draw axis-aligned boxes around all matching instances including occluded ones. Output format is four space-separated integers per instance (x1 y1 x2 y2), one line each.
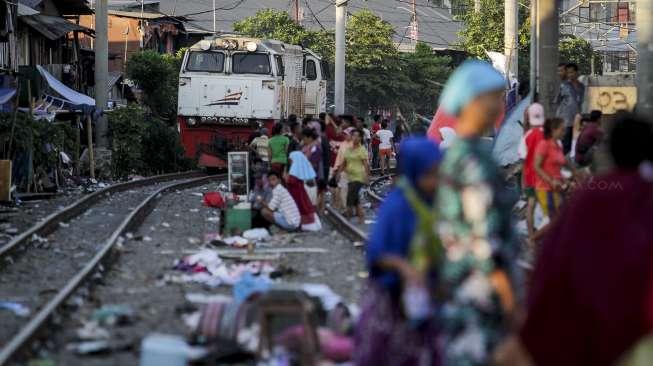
323 205 367 243
0 171 204 260
323 170 394 243
0 174 224 365
367 174 393 204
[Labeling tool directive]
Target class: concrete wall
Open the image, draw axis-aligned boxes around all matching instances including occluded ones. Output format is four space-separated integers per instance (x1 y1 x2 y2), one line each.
78 14 141 73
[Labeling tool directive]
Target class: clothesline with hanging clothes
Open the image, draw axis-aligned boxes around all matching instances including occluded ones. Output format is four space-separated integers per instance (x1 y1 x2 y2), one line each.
18 94 70 122
19 65 101 122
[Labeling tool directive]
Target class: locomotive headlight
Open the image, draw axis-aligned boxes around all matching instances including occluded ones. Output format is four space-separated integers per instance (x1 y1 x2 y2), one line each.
199 40 211 51
187 117 197 126
245 41 258 52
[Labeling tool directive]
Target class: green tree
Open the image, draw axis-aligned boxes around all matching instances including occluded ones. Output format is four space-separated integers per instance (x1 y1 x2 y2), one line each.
346 9 398 68
233 9 309 45
233 9 450 115
559 35 602 75
345 9 406 113
233 9 334 61
458 0 601 85
401 42 452 114
126 50 181 123
109 105 193 178
458 0 531 81
109 104 146 178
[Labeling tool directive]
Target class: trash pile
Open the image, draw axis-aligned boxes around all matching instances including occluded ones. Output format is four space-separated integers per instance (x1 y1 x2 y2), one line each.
67 304 137 355
146 184 359 364
169 249 276 287
176 283 358 365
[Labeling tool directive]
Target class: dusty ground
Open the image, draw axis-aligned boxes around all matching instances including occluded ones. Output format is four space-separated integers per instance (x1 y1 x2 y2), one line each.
0 188 86 246
34 183 365 366
0 179 195 352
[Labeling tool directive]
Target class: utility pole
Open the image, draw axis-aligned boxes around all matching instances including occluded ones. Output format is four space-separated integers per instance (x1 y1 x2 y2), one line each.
637 0 653 119
94 0 109 148
212 0 216 33
504 0 518 83
293 0 300 24
529 0 537 98
474 0 481 13
410 0 418 44
334 0 346 115
536 0 559 116
140 0 144 48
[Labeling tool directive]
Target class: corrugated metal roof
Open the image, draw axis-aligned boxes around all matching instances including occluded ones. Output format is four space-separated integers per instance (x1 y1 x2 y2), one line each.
155 0 462 49
19 14 93 40
17 0 43 10
107 71 122 89
53 0 93 15
108 0 159 8
17 3 40 16
107 9 189 21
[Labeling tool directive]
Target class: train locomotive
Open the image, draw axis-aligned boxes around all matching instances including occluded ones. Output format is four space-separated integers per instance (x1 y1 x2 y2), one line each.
177 35 328 167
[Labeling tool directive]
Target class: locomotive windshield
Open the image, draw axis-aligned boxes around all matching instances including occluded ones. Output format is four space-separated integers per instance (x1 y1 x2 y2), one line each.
232 53 271 75
186 51 225 72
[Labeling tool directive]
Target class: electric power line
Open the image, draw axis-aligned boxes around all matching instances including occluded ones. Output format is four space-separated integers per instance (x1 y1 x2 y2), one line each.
303 0 326 30
176 0 246 17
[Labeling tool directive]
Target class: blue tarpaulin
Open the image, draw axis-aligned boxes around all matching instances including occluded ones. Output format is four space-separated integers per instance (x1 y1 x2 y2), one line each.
492 94 532 167
36 65 95 107
0 88 16 111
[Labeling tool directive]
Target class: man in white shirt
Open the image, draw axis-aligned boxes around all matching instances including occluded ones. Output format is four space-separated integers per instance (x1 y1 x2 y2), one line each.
376 120 394 175
259 171 301 231
249 128 270 164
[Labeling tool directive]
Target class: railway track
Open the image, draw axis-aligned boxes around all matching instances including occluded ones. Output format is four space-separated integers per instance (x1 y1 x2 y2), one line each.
0 172 224 365
367 174 393 204
322 171 395 245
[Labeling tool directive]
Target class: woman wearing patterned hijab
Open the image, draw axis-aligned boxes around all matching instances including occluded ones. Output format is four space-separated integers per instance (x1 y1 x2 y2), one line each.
436 60 520 365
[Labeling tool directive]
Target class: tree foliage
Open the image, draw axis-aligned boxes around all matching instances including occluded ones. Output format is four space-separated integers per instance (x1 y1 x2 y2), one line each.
126 50 182 123
559 35 602 75
401 42 452 114
109 104 193 178
458 0 531 81
346 9 398 68
233 9 335 62
233 9 451 115
458 0 601 85
0 113 75 181
233 9 309 45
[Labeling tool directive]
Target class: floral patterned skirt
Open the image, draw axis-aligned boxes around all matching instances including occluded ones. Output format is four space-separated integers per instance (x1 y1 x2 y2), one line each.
354 282 440 366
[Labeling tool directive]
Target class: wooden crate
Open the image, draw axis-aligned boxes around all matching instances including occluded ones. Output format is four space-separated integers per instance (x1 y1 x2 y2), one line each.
0 160 11 202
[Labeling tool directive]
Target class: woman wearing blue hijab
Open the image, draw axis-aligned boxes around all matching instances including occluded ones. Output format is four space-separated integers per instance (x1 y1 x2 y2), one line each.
355 137 443 366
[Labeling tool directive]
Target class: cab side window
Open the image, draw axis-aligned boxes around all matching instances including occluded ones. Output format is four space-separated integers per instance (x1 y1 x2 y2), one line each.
275 55 285 76
305 59 317 81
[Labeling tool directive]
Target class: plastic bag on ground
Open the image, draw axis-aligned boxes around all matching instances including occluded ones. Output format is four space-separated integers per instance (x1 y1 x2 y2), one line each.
301 214 322 232
233 272 271 304
242 228 271 242
203 192 225 208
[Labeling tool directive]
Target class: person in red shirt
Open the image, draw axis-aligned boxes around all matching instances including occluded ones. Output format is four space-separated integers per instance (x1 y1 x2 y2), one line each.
534 117 577 219
370 114 382 169
574 110 604 168
520 113 653 366
520 103 546 236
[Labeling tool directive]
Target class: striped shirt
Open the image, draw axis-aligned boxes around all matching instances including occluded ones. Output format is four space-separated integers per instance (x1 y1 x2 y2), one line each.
269 184 301 227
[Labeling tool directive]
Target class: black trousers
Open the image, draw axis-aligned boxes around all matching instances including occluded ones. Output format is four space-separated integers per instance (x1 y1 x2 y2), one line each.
371 144 379 169
562 126 574 155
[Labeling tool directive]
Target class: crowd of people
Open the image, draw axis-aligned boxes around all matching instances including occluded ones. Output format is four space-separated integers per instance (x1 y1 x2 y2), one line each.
242 57 653 365
246 112 406 231
354 59 653 366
